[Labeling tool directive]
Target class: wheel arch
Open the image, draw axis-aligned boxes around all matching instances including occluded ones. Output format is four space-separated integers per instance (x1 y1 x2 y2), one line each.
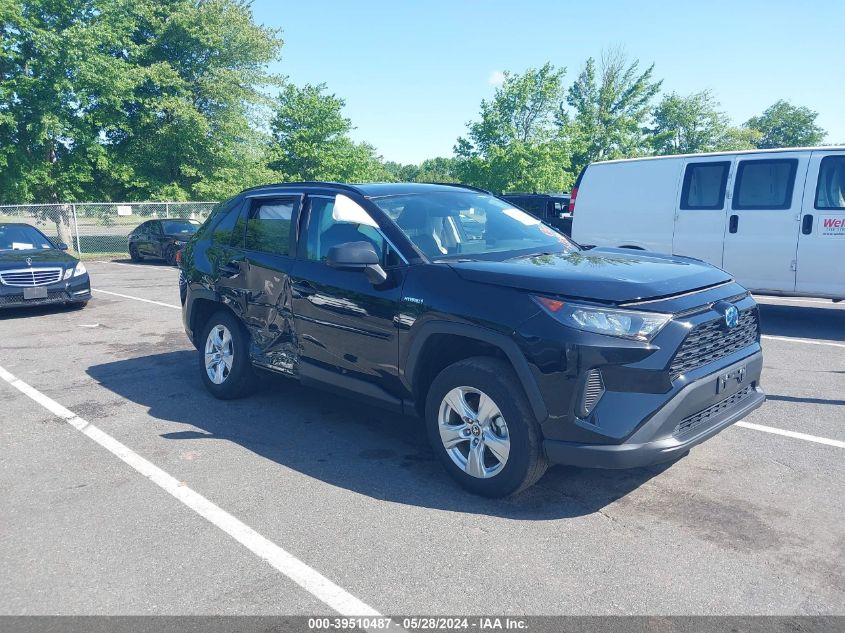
404 321 548 423
187 291 239 348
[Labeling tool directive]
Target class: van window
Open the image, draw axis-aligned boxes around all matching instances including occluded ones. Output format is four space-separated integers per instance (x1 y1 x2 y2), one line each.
681 162 730 210
815 156 845 210
733 159 798 210
245 198 297 256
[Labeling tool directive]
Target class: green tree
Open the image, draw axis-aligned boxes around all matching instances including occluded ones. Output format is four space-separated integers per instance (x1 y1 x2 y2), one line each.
267 83 389 182
744 100 826 149
649 90 757 154
455 140 570 194
565 49 662 172
455 64 571 193
0 0 140 240
0 0 283 215
108 0 283 200
383 157 458 183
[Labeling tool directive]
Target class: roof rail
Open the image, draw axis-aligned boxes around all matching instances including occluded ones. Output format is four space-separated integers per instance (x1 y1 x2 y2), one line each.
238 181 366 196
424 182 493 195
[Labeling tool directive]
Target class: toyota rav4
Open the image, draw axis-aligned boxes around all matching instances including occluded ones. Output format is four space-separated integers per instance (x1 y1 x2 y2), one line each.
179 182 765 497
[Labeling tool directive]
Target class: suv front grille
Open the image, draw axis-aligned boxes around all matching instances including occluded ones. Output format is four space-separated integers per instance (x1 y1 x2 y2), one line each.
0 267 63 287
669 308 759 380
675 385 755 437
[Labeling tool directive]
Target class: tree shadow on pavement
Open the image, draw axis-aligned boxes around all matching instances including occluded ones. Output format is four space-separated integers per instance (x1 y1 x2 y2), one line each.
87 350 671 520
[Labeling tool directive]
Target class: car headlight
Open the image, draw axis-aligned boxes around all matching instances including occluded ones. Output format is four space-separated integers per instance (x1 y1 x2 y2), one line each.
532 296 671 342
64 262 87 280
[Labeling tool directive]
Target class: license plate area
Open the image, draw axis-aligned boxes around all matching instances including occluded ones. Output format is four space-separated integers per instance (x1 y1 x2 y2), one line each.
717 365 747 395
23 287 48 300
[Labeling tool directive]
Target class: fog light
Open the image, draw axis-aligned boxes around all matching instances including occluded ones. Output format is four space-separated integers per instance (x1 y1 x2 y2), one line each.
576 369 605 418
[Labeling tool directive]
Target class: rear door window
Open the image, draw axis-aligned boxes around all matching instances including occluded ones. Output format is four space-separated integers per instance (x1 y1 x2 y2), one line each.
733 159 798 210
815 155 845 209
244 197 298 256
681 162 731 210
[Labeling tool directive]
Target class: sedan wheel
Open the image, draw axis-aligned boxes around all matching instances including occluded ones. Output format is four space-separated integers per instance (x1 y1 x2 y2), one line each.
204 324 233 385
438 386 511 479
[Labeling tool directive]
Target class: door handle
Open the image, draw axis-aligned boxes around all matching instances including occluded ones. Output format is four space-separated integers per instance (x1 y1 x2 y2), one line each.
292 281 317 297
220 261 241 276
729 215 739 234
802 214 814 235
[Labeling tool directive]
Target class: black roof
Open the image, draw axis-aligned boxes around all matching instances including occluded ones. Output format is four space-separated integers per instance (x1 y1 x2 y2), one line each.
502 192 570 199
238 181 489 198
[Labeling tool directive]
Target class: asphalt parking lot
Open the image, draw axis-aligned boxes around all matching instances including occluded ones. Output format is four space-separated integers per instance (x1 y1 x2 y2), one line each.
1 260 843 616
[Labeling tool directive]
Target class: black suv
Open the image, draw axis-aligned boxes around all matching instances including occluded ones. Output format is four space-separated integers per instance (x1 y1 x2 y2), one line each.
180 182 765 497
502 193 572 235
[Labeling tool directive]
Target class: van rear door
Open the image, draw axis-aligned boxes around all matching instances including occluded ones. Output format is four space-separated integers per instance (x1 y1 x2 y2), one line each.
672 157 733 267
722 152 807 294
796 151 845 298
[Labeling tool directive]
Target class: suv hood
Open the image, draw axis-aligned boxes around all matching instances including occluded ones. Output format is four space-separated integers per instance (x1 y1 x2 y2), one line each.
0 248 77 269
447 248 732 304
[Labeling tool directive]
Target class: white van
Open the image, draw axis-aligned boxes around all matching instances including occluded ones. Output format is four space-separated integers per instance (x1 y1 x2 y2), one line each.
570 147 845 299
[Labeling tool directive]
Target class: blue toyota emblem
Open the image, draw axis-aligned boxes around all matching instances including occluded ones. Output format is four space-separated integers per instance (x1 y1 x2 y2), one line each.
724 305 739 329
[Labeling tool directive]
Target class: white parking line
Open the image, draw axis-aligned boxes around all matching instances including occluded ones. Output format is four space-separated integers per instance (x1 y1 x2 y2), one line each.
736 421 845 449
761 334 845 349
92 288 181 310
0 364 380 617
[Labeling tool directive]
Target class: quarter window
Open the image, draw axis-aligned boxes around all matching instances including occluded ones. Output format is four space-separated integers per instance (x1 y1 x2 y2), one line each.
211 202 243 246
244 198 297 256
681 162 730 210
733 159 798 210
815 156 845 210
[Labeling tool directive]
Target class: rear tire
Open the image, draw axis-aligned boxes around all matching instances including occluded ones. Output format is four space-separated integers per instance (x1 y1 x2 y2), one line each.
425 356 547 497
165 245 177 267
198 309 255 400
129 244 143 262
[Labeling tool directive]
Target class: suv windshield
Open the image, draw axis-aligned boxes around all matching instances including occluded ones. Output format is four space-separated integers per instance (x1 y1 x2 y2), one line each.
161 220 200 235
0 224 55 252
373 192 576 260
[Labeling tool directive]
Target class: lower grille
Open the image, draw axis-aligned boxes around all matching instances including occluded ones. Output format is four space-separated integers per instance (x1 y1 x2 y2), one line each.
675 385 755 437
0 290 71 306
0 267 63 287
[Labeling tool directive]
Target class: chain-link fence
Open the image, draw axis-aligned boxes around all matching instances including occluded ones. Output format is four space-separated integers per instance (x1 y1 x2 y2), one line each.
0 202 218 260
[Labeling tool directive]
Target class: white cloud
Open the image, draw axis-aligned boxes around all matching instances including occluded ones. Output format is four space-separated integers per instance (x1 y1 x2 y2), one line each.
488 70 505 87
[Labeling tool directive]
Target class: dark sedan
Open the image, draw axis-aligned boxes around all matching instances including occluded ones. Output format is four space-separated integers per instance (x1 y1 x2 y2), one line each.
0 223 91 309
128 219 201 265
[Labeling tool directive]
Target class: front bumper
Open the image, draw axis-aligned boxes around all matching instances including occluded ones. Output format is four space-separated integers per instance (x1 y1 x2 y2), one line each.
543 351 765 468
0 275 91 309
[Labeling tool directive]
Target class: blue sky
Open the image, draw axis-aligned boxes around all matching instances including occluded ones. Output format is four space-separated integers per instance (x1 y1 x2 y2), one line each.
252 0 842 164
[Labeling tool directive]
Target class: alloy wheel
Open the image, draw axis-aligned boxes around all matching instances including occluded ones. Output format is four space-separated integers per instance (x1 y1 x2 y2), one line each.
204 324 234 385
437 386 511 479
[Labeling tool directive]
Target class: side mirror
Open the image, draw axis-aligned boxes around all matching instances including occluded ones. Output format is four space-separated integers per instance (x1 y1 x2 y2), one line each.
57 242 69 251
326 241 388 285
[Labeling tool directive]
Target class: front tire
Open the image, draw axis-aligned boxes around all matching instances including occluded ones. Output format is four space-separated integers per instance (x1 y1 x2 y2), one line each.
425 357 547 497
198 310 255 399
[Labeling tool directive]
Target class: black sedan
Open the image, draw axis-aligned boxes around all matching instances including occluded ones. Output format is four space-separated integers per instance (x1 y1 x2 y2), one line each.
0 223 91 309
128 219 201 266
